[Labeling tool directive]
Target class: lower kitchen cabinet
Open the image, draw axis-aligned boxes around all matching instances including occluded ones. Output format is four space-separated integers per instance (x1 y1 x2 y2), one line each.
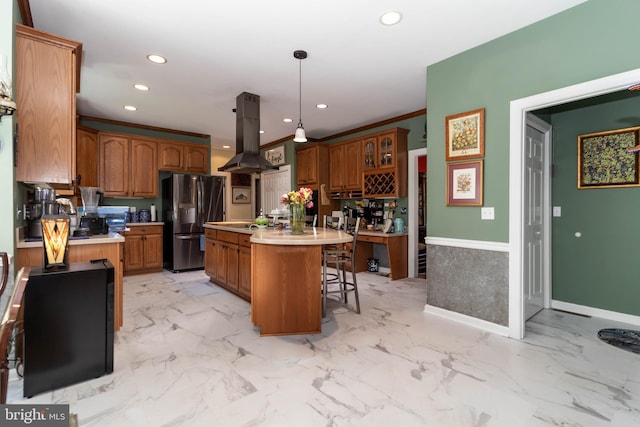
120 224 163 275
204 228 250 301
238 234 252 299
16 240 124 331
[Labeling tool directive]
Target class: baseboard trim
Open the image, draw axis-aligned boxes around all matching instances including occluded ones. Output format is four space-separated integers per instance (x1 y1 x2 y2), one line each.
423 304 510 337
551 300 640 327
425 237 510 253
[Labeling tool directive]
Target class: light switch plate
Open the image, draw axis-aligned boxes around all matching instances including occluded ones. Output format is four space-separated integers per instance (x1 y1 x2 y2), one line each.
553 206 561 217
481 207 495 220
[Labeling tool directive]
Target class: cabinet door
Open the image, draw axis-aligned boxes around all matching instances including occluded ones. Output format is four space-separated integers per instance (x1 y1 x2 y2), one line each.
130 139 158 198
77 127 99 188
100 134 129 197
123 234 145 272
184 144 209 174
158 142 183 172
362 137 377 170
205 239 217 278
296 146 317 186
226 243 239 291
143 233 163 268
343 140 362 190
238 245 251 299
214 241 228 284
329 144 345 191
16 27 78 185
378 132 396 168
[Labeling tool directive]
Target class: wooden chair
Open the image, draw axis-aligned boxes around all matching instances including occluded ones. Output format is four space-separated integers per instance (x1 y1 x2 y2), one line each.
0 266 30 404
0 253 9 299
322 217 361 317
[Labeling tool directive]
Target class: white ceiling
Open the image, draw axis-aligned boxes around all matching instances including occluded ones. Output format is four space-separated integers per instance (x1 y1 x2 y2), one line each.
28 0 587 151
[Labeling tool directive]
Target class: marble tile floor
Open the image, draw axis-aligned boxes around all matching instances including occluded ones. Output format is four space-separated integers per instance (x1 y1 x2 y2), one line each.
6 270 640 426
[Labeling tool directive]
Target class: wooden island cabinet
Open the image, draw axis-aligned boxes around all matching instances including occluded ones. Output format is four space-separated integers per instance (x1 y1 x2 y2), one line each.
204 227 250 301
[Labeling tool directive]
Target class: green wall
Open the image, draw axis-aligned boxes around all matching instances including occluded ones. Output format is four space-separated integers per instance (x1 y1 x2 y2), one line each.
550 95 640 314
426 0 640 242
0 1 17 256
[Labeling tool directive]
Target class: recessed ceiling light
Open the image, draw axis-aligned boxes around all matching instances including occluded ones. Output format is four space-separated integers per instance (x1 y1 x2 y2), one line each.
259 130 265 134
222 145 230 149
134 84 149 91
283 118 293 123
316 104 328 109
380 11 402 26
124 105 137 111
146 54 167 64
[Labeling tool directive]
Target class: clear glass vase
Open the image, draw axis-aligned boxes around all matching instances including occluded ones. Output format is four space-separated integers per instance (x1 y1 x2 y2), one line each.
289 204 305 235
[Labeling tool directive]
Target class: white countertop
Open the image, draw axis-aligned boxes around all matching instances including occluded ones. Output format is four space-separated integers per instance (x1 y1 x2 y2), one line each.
250 228 352 246
17 232 125 249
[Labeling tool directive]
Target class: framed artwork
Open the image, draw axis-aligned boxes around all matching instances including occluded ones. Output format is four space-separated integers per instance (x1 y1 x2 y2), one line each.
265 145 285 166
445 108 485 161
232 187 251 204
447 160 483 206
578 127 640 189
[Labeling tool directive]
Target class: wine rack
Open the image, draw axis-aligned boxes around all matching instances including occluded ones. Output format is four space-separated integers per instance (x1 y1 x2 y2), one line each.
363 172 397 197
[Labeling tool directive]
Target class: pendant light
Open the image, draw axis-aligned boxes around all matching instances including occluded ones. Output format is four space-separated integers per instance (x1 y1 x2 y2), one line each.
293 50 307 143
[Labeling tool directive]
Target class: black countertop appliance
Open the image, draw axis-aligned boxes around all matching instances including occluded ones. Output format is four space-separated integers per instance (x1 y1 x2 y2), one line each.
22 261 114 398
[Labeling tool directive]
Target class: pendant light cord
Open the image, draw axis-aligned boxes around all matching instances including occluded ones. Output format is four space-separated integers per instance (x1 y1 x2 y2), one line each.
298 58 302 124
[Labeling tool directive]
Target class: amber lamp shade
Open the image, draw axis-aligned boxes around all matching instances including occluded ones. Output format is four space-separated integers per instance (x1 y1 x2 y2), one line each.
41 216 70 270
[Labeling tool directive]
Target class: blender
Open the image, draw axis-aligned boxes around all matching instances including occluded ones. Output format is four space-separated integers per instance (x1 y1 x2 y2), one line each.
79 187 107 235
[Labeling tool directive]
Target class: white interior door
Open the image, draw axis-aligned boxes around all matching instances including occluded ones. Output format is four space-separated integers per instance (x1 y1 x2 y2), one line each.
523 115 551 320
260 165 291 214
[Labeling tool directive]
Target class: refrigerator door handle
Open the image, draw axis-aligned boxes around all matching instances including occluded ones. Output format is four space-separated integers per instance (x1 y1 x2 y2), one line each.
175 234 202 240
196 179 204 227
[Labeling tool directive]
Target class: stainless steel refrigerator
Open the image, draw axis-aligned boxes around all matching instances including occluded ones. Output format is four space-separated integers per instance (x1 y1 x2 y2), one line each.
162 174 225 272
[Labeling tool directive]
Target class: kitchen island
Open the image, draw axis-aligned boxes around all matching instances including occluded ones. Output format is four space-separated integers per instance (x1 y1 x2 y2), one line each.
205 223 351 336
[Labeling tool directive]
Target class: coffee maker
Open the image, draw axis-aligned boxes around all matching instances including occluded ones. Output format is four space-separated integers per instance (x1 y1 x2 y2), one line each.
26 184 61 238
78 187 107 235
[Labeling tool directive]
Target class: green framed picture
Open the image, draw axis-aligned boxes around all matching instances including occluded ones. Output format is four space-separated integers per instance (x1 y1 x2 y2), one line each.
578 126 640 189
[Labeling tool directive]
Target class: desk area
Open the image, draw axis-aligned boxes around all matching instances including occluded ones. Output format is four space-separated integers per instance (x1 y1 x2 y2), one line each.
354 231 408 280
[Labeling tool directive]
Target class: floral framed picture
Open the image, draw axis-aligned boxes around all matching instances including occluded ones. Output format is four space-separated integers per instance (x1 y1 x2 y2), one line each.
447 160 483 206
232 187 251 204
578 126 640 189
264 145 285 166
445 108 485 161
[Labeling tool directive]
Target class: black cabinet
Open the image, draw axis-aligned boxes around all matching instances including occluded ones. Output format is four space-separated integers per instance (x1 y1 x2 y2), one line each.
23 262 114 397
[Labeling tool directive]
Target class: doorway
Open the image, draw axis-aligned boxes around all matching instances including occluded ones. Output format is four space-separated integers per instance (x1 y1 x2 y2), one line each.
509 68 640 339
408 148 427 278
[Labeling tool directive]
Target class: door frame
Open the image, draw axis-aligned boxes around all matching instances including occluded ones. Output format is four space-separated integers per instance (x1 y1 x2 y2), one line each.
509 68 640 339
408 148 427 278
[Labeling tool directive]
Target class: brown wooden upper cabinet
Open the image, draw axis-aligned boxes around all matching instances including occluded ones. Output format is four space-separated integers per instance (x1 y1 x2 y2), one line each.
295 142 332 192
15 25 82 187
76 126 99 188
329 139 362 195
158 141 209 175
362 128 409 198
99 132 158 198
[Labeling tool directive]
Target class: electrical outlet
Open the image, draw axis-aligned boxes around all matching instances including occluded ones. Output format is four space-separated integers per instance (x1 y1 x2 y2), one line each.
481 207 495 220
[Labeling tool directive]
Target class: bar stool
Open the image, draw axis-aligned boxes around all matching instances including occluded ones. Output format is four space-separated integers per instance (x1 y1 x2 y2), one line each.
322 217 361 317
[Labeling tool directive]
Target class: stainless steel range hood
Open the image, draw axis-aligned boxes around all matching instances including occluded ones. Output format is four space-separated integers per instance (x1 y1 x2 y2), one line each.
218 92 278 174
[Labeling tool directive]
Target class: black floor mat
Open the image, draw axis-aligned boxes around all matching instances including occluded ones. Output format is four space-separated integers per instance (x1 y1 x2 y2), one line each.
597 328 640 354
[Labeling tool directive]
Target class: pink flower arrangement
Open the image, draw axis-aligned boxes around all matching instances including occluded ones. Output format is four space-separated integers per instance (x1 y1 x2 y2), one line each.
281 187 314 208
